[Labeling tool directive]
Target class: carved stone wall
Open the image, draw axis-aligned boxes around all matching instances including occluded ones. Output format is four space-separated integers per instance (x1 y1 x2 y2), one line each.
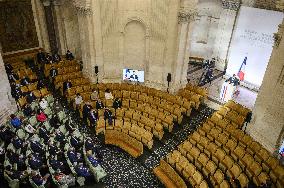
0 0 39 53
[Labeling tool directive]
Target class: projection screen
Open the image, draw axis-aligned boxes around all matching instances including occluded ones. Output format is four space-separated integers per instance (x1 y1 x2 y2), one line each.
226 6 283 88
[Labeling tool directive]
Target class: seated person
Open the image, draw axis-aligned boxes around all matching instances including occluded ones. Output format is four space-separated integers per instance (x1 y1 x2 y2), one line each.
25 123 36 135
70 134 83 149
28 154 43 170
52 52 61 62
96 99 104 109
65 120 75 133
12 136 24 150
63 79 72 93
5 63 13 74
86 153 99 167
0 126 15 143
104 89 113 100
90 89 98 101
65 50 74 60
49 66 58 79
23 103 34 117
36 109 47 122
6 150 19 164
75 163 92 177
54 170 75 186
46 53 53 64
37 50 46 63
49 114 60 129
39 98 48 110
104 108 113 125
11 83 22 100
5 165 28 180
10 114 22 129
30 140 44 154
38 127 49 143
16 154 27 171
85 137 95 151
67 148 83 164
26 91 37 104
20 76 30 86
113 98 122 109
31 171 50 186
74 93 83 109
37 80 45 90
48 141 60 156
88 109 98 126
8 71 19 82
54 129 65 143
49 156 65 172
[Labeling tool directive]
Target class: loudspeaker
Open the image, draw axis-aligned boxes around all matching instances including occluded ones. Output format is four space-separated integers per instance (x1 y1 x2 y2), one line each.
95 66 99 74
167 73 172 82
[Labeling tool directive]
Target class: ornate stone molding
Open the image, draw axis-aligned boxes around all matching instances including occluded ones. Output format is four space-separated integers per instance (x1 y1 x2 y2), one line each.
274 23 284 48
221 0 241 11
276 0 284 12
178 9 197 24
72 0 92 15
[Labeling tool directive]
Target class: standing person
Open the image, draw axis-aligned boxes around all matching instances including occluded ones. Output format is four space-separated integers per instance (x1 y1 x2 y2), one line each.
243 111 252 132
50 66 58 80
63 79 72 94
96 99 104 109
65 50 74 60
104 108 113 125
82 103 92 122
203 68 213 85
88 109 98 127
37 50 46 63
52 52 61 62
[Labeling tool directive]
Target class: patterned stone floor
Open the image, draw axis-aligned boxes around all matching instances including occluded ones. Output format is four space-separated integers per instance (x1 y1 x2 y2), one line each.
82 105 215 188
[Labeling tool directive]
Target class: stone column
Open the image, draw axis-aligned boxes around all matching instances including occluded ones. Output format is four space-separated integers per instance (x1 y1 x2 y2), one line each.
73 1 96 81
213 0 240 71
247 1 284 154
0 44 17 124
52 0 67 55
42 0 58 53
171 9 197 93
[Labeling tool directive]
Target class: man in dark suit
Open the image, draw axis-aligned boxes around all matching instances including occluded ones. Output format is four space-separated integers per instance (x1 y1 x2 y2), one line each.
48 141 61 156
38 127 49 143
6 150 19 164
10 83 22 100
63 79 72 93
26 91 37 104
49 115 60 129
65 50 74 60
49 156 65 172
88 109 98 126
82 103 92 122
30 141 44 154
8 71 19 83
67 148 83 163
23 103 34 117
104 108 113 125
5 64 13 74
52 52 61 62
12 136 23 150
54 130 65 143
20 76 30 86
37 50 46 63
28 154 43 170
113 98 122 109
75 163 92 177
70 134 83 150
96 99 104 109
0 126 15 145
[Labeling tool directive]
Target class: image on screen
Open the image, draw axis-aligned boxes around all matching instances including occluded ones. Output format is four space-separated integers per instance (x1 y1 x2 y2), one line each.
123 69 144 82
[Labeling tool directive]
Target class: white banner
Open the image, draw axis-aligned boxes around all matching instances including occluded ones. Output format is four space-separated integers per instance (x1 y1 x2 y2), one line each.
227 6 283 87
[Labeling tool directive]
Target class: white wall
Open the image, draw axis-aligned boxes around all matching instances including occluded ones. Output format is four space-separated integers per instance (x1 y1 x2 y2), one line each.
226 6 283 88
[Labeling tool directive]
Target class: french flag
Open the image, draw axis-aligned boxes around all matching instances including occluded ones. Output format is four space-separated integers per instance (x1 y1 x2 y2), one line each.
237 57 247 81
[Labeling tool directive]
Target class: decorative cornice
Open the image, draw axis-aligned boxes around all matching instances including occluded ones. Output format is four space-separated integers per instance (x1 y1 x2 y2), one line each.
276 0 284 12
274 23 284 47
221 0 241 11
72 0 92 15
178 9 198 24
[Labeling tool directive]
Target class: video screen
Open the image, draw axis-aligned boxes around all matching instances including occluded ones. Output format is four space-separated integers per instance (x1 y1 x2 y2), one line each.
123 68 144 82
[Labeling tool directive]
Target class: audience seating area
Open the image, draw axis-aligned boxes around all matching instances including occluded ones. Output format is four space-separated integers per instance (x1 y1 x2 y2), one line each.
154 100 284 188
105 129 144 158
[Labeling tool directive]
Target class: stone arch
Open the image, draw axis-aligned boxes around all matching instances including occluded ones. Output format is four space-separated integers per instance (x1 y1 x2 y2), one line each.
120 17 150 37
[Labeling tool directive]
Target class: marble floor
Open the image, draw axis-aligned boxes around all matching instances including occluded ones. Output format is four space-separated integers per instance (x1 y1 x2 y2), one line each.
203 76 258 110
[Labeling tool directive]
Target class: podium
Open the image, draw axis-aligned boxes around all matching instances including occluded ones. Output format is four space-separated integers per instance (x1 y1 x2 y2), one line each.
220 82 235 102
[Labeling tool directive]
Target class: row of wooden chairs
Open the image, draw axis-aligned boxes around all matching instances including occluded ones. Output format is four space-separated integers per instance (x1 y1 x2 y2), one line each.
104 129 143 158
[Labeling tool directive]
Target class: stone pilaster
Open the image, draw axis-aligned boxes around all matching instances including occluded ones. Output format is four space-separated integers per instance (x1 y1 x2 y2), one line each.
247 2 284 154
73 0 95 81
171 7 197 93
52 0 67 54
213 0 240 71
